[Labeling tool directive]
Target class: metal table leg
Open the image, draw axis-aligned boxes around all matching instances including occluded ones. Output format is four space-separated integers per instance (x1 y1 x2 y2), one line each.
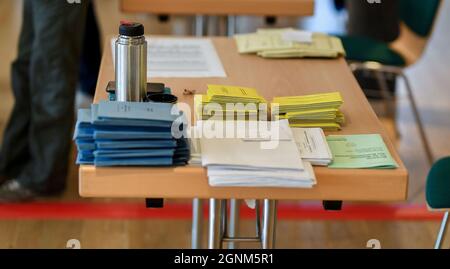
191 199 203 249
208 198 225 249
228 199 240 249
195 15 205 37
262 199 277 249
227 15 236 36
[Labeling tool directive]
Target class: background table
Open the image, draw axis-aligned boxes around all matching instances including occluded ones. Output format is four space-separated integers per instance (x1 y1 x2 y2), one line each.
120 0 315 16
79 37 408 248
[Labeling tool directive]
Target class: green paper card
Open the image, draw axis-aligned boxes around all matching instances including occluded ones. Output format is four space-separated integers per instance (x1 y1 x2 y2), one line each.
326 134 398 169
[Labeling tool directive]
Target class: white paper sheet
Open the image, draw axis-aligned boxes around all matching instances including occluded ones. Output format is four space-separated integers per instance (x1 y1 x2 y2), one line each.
200 138 305 171
111 37 227 78
281 30 313 43
292 128 333 166
195 119 293 141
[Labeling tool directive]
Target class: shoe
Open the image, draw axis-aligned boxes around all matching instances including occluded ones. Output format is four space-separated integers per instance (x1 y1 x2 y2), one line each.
0 175 9 185
0 179 37 203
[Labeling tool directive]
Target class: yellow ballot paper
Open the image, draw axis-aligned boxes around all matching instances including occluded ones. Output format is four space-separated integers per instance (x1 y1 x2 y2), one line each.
273 92 343 110
258 28 313 43
326 134 398 169
195 85 267 121
258 34 346 59
234 33 293 54
234 29 346 59
207 85 266 103
289 122 342 131
271 92 345 130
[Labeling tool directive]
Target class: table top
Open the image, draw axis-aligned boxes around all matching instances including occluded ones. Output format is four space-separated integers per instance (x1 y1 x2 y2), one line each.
120 0 315 16
79 37 408 202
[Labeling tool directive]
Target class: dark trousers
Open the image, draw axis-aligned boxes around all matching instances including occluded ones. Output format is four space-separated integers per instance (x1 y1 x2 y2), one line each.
79 1 101 97
0 0 89 194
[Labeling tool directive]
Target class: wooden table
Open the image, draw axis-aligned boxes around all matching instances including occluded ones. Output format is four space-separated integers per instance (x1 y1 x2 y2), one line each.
79 37 408 248
120 0 315 16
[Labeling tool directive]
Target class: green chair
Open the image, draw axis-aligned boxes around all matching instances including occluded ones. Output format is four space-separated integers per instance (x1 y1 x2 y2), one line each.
426 157 450 249
341 0 442 166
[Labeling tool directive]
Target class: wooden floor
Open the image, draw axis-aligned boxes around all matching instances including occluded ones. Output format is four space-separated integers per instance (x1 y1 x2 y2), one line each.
0 0 449 249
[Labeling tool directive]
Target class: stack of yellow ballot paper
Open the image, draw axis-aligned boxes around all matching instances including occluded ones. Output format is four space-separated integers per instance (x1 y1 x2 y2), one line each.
194 85 267 121
234 28 346 59
271 92 345 131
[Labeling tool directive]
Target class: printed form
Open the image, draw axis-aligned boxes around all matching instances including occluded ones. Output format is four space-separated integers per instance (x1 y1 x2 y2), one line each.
112 37 227 78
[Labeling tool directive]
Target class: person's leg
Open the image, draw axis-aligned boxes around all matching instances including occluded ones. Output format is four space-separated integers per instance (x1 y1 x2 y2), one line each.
0 0 34 180
78 1 101 97
16 0 89 194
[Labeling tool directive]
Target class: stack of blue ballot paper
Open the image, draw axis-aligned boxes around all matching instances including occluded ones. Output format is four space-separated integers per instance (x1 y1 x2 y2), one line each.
73 100 190 167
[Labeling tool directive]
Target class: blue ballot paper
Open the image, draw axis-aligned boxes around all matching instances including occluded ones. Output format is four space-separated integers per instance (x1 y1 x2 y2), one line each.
73 109 94 140
96 140 177 150
97 100 180 122
94 148 175 158
94 157 173 167
77 158 94 165
79 150 94 159
75 128 94 140
76 153 94 165
91 104 174 128
94 130 173 140
174 141 191 164
75 139 96 151
93 118 174 128
94 125 172 133
76 109 92 126
74 102 190 168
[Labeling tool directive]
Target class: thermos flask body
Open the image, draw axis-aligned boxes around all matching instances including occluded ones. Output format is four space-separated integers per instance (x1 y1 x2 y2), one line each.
115 28 147 102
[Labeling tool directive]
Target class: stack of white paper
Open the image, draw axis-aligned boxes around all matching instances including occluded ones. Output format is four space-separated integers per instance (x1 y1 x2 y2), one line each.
200 122 316 188
206 162 316 188
291 128 333 166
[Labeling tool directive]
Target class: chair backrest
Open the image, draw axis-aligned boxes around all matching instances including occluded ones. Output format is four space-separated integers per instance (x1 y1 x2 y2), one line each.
399 0 441 37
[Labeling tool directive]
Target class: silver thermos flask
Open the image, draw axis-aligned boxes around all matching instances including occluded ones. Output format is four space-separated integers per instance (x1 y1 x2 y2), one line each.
115 22 147 102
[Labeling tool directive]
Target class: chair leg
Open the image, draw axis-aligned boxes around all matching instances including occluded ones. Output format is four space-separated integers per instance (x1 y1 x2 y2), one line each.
348 62 433 165
435 212 449 249
374 70 395 118
398 72 434 166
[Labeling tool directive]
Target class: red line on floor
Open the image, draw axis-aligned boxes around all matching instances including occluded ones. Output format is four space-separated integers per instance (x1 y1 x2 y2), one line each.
0 202 445 221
